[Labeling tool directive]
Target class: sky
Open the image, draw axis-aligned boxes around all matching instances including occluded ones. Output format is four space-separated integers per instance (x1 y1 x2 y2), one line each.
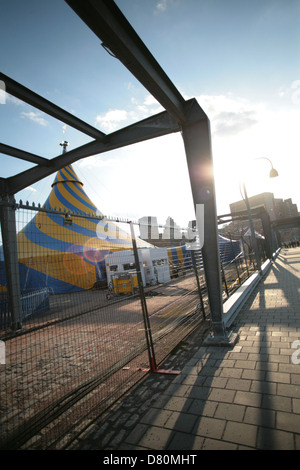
0 0 299 229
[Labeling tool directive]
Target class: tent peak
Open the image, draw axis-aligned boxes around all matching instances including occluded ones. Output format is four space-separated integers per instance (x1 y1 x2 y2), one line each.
51 165 83 188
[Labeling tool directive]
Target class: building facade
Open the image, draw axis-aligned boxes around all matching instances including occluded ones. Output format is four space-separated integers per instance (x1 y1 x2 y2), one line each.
230 192 299 221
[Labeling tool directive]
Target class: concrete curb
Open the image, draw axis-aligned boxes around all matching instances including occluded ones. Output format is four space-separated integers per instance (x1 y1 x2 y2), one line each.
223 249 281 329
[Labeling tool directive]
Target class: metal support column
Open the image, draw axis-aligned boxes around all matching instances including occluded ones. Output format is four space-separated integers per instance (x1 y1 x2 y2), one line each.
181 100 236 344
0 196 22 331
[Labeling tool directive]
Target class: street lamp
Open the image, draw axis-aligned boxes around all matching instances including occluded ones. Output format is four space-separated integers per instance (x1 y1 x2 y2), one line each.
241 157 279 273
257 156 279 179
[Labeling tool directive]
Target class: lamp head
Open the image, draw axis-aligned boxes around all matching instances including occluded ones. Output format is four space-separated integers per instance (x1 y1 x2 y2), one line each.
269 167 279 178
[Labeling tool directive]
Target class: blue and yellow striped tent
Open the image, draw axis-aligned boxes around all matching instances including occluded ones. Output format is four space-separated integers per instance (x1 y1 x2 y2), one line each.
1 164 241 295
1 165 152 294
167 245 193 270
167 235 241 271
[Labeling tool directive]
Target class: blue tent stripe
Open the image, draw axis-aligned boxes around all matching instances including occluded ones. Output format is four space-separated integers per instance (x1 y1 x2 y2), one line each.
24 215 133 251
18 262 86 294
58 181 98 213
61 166 78 181
53 183 97 213
53 166 79 185
170 247 179 265
45 211 99 238
24 220 74 252
54 167 101 209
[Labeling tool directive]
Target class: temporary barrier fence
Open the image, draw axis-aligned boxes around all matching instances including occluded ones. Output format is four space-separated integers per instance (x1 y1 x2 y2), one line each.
0 200 267 449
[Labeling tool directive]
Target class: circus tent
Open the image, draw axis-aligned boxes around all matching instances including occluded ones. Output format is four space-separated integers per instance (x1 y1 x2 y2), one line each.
0 159 241 297
1 163 152 295
167 235 241 271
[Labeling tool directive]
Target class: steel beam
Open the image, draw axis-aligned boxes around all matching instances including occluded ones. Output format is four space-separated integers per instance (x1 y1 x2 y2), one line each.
0 143 52 167
0 72 106 141
0 0 231 344
65 0 186 123
2 109 181 195
181 99 228 340
271 216 300 230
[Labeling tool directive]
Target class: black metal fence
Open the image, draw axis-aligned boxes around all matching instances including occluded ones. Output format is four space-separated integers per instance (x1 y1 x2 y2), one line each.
0 200 268 449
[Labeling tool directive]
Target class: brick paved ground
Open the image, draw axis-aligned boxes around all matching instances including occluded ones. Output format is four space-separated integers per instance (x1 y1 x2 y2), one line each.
72 247 300 450
0 272 207 449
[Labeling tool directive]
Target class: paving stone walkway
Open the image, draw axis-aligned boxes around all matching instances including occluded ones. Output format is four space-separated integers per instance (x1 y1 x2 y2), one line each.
71 247 300 450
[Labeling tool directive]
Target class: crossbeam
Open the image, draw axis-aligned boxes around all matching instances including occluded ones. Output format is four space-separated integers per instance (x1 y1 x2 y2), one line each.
0 143 52 167
1 72 106 141
1 109 181 195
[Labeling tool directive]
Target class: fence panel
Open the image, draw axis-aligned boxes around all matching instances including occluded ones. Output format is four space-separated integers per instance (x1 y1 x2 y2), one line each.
0 204 208 449
0 201 268 449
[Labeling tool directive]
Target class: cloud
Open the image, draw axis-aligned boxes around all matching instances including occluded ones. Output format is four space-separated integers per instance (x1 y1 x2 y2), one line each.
143 94 160 106
214 110 257 136
196 94 259 137
78 154 121 169
155 0 168 12
95 94 164 133
277 80 300 104
154 0 181 14
3 92 48 126
95 109 128 133
20 111 48 126
291 80 300 105
5 93 24 106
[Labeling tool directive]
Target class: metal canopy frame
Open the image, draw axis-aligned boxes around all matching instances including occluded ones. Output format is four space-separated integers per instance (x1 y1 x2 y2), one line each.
0 0 229 340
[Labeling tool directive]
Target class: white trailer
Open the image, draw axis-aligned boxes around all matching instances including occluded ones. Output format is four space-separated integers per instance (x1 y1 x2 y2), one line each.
104 247 170 295
105 249 146 294
141 248 171 285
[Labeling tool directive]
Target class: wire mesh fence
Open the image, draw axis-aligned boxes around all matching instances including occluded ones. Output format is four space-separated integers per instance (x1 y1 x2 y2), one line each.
0 199 268 449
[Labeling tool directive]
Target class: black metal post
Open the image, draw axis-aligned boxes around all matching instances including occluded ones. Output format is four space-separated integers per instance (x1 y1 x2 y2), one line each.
220 258 229 298
191 250 206 319
242 182 262 273
129 222 157 372
240 235 250 277
0 197 22 331
229 233 241 284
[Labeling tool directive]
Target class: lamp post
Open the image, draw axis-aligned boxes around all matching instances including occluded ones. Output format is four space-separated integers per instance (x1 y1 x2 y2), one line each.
242 181 262 272
241 157 279 273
